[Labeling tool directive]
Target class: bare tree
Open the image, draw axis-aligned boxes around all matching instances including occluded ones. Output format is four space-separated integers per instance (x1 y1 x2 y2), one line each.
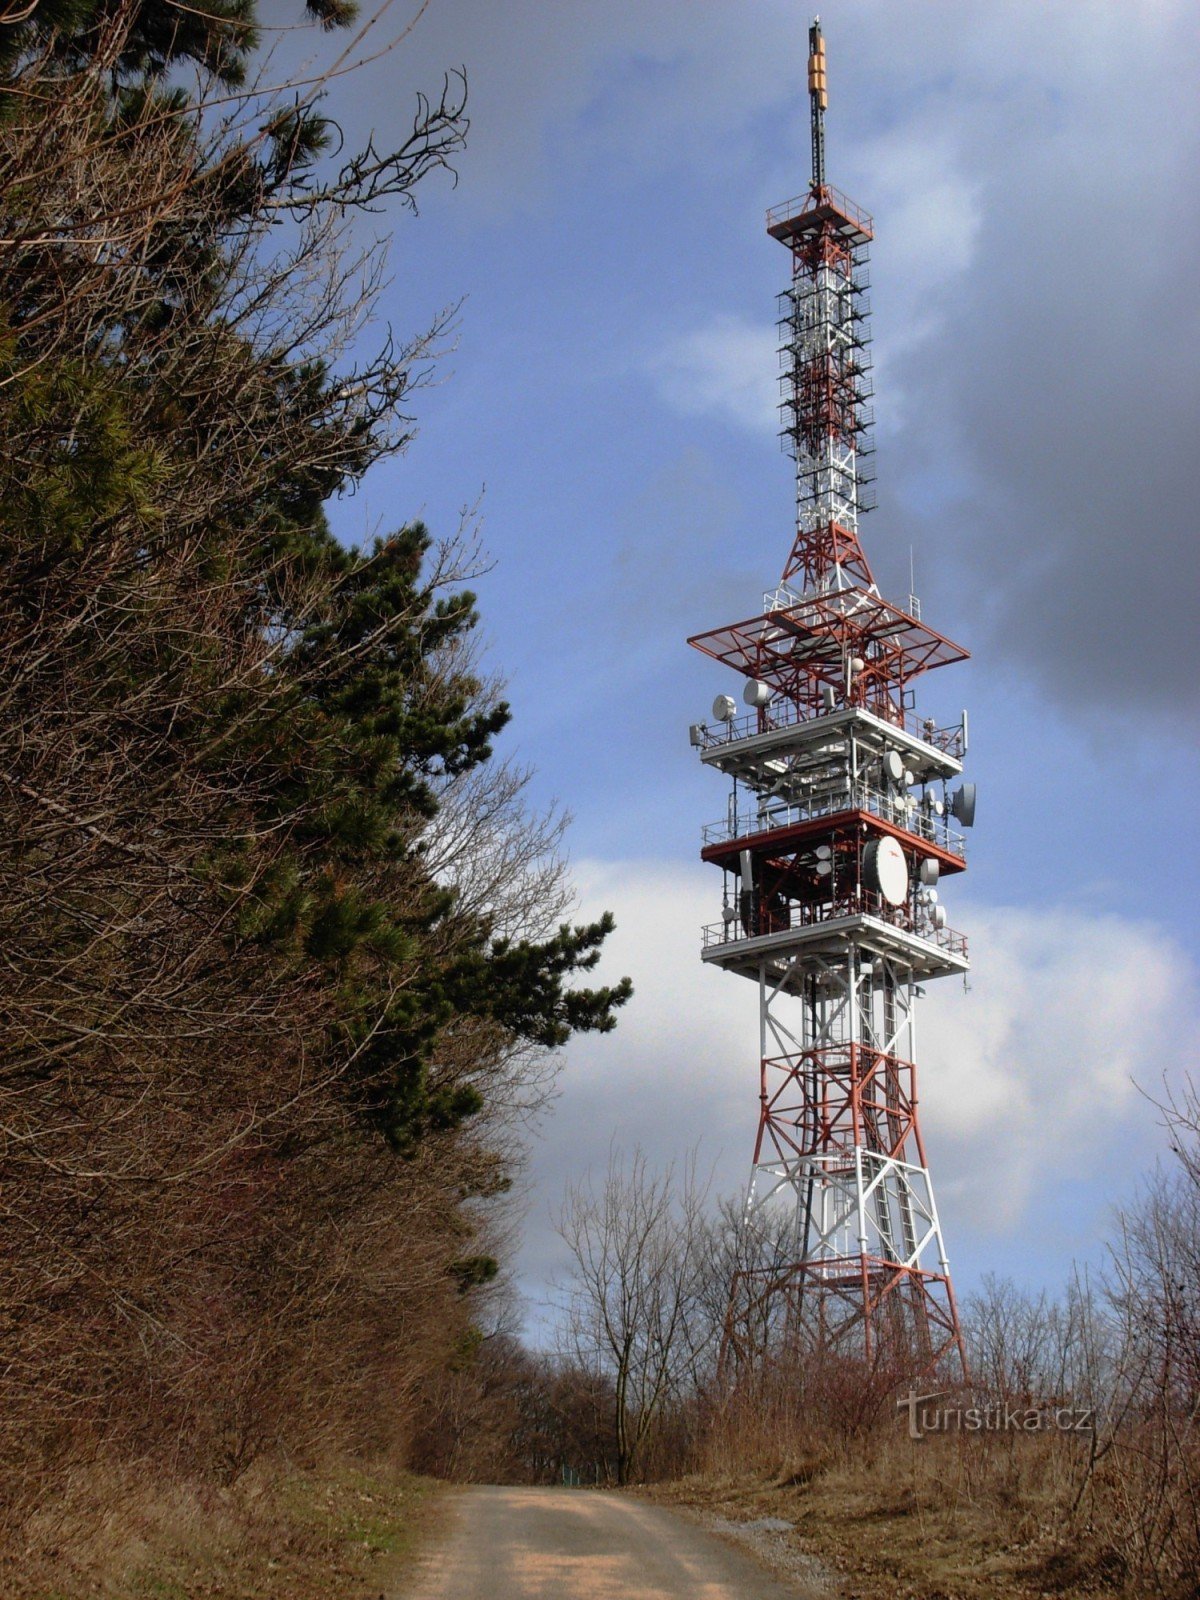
1095 1075 1200 1590
555 1147 709 1485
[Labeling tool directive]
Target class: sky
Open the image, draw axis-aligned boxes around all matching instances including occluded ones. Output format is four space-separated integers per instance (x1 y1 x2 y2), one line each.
261 0 1200 1335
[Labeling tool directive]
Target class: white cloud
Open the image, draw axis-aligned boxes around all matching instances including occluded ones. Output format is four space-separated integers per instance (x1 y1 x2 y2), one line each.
920 903 1197 1228
648 313 778 435
516 860 1200 1315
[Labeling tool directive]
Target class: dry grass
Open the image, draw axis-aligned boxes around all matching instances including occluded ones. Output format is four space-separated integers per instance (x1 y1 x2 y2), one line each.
1 1458 448 1600
645 1433 1139 1600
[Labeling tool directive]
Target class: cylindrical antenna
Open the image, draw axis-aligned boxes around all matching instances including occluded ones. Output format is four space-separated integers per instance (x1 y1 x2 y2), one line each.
808 17 827 189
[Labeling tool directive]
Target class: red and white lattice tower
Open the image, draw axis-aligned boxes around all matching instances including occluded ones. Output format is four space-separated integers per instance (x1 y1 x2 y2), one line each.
688 20 975 1375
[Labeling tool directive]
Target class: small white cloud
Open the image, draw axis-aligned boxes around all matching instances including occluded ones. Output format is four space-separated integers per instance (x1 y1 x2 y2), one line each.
648 313 778 435
864 126 982 295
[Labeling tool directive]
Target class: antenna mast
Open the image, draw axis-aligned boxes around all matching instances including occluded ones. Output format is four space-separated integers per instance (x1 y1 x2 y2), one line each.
808 17 827 189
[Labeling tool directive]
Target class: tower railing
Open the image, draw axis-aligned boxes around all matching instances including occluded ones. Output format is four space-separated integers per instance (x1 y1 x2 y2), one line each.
702 905 968 961
701 781 966 856
766 185 874 237
694 701 967 759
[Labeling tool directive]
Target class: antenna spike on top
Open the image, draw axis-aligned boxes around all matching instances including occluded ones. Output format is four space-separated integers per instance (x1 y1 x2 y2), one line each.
808 16 827 190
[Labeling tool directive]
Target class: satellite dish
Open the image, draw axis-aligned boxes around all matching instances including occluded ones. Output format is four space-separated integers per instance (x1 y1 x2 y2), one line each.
712 694 738 723
815 860 832 877
933 904 947 929
815 844 832 861
903 768 915 786
950 782 977 827
882 751 905 784
743 680 772 707
918 857 940 887
862 836 909 907
924 888 939 905
722 905 738 924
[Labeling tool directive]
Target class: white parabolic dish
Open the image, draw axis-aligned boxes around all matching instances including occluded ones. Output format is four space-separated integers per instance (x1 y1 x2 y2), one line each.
882 750 904 783
863 836 908 906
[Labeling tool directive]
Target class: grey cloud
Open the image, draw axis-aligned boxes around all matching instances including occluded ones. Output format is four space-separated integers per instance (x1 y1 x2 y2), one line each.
873 5 1200 720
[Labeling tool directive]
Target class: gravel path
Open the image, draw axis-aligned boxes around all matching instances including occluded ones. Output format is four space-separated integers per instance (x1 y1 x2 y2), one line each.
402 1485 827 1600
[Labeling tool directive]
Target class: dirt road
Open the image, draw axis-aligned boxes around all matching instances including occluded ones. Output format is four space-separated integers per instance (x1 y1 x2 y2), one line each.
405 1485 821 1599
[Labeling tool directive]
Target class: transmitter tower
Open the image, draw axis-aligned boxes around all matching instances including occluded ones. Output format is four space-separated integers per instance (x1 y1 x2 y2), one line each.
688 20 975 1374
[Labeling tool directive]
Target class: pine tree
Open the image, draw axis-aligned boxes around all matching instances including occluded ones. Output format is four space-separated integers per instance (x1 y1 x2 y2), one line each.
0 0 630 1499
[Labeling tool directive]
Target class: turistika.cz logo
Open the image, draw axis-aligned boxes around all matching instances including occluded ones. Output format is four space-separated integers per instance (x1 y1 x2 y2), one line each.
897 1389 1095 1441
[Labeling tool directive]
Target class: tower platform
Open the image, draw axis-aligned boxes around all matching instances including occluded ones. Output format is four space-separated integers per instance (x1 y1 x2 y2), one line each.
701 909 969 988
695 703 966 780
766 184 874 247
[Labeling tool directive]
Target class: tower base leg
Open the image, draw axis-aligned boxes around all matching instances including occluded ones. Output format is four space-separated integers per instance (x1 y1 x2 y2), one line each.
718 1257 967 1388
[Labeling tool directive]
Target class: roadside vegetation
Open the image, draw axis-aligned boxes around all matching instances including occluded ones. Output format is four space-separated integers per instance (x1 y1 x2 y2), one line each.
0 0 629 1589
4 1460 443 1600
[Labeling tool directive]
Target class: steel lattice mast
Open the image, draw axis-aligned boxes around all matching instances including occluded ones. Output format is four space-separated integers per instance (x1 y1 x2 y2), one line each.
687 19 975 1375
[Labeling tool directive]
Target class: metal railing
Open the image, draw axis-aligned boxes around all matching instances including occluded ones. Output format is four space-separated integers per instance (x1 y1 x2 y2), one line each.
766 184 874 238
701 781 966 859
702 901 968 961
694 701 965 761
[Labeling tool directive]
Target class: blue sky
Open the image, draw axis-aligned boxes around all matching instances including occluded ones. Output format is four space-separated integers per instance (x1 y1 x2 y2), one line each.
264 0 1200 1331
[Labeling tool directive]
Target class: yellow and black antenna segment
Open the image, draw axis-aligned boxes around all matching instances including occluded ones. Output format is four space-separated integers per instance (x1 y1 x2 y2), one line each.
808 16 827 189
